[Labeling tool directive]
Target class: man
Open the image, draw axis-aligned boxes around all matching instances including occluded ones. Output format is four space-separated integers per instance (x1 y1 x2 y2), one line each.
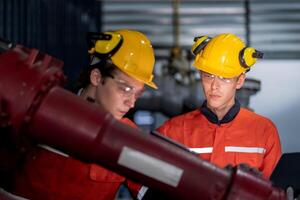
156 33 281 179
13 29 157 200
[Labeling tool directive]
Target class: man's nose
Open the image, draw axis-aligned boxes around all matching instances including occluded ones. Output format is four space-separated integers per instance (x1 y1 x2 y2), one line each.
125 94 136 108
211 77 220 90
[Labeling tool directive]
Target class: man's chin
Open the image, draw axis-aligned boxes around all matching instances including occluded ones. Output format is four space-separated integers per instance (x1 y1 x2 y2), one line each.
114 112 125 120
207 101 224 111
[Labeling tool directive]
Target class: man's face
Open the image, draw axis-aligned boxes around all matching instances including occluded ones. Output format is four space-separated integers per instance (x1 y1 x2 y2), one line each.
95 69 144 120
200 71 245 111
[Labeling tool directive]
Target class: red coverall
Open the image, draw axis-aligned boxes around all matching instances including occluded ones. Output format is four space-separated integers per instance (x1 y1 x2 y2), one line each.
13 118 141 200
157 101 282 178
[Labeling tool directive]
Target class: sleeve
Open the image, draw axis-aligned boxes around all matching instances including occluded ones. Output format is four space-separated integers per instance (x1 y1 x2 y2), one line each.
156 117 185 143
259 122 282 179
156 116 183 137
120 118 138 128
156 121 170 137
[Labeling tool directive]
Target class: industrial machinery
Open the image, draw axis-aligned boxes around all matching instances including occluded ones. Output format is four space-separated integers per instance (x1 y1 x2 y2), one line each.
0 42 286 199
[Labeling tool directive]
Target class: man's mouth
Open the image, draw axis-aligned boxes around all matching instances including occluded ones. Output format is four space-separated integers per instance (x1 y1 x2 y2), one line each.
209 94 220 99
119 110 128 115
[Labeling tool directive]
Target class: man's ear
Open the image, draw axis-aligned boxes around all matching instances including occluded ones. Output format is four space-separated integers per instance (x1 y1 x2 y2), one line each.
90 68 102 86
236 73 246 89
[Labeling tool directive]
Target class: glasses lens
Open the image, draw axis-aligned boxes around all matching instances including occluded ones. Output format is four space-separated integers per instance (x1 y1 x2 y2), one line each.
201 72 214 81
113 78 144 99
200 71 236 84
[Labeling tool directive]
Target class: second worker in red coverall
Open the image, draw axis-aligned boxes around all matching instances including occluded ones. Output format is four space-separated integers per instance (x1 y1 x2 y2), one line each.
157 33 282 179
12 29 157 200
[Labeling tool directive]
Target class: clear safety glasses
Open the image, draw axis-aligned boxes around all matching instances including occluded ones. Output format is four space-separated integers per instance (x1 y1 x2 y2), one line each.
110 76 145 99
200 71 238 84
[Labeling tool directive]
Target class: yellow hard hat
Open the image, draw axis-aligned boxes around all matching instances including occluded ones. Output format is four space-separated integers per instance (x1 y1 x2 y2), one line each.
191 33 263 78
87 29 157 89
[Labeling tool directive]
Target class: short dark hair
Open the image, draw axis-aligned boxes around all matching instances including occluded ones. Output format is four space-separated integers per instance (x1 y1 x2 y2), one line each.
74 59 116 92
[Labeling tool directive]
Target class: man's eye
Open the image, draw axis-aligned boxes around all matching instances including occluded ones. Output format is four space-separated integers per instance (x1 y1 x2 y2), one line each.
124 86 131 92
204 74 213 78
221 77 231 81
119 85 132 93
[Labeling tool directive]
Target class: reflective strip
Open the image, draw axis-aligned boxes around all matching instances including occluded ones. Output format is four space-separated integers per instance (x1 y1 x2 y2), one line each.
225 146 266 154
137 186 149 200
118 146 183 187
38 144 69 157
189 147 213 154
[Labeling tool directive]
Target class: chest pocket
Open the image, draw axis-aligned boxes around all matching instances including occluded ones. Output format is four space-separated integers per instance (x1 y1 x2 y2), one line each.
89 164 125 182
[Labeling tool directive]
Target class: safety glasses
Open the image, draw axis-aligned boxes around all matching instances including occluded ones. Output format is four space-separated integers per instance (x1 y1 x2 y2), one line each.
200 71 238 84
109 76 145 99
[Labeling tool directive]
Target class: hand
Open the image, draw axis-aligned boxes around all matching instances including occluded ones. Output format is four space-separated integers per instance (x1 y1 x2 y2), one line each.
224 163 263 178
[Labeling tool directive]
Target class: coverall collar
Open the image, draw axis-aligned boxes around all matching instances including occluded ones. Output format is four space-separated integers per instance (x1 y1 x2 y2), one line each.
200 99 240 125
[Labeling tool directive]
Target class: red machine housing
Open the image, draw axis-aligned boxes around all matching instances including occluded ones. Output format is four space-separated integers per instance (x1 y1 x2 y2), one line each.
0 45 286 200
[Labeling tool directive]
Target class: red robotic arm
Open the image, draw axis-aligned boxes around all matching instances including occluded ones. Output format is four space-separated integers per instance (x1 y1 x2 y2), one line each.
0 44 286 200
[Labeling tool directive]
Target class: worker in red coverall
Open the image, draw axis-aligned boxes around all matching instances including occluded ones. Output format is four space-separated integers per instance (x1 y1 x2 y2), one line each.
156 33 282 179
12 29 157 200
